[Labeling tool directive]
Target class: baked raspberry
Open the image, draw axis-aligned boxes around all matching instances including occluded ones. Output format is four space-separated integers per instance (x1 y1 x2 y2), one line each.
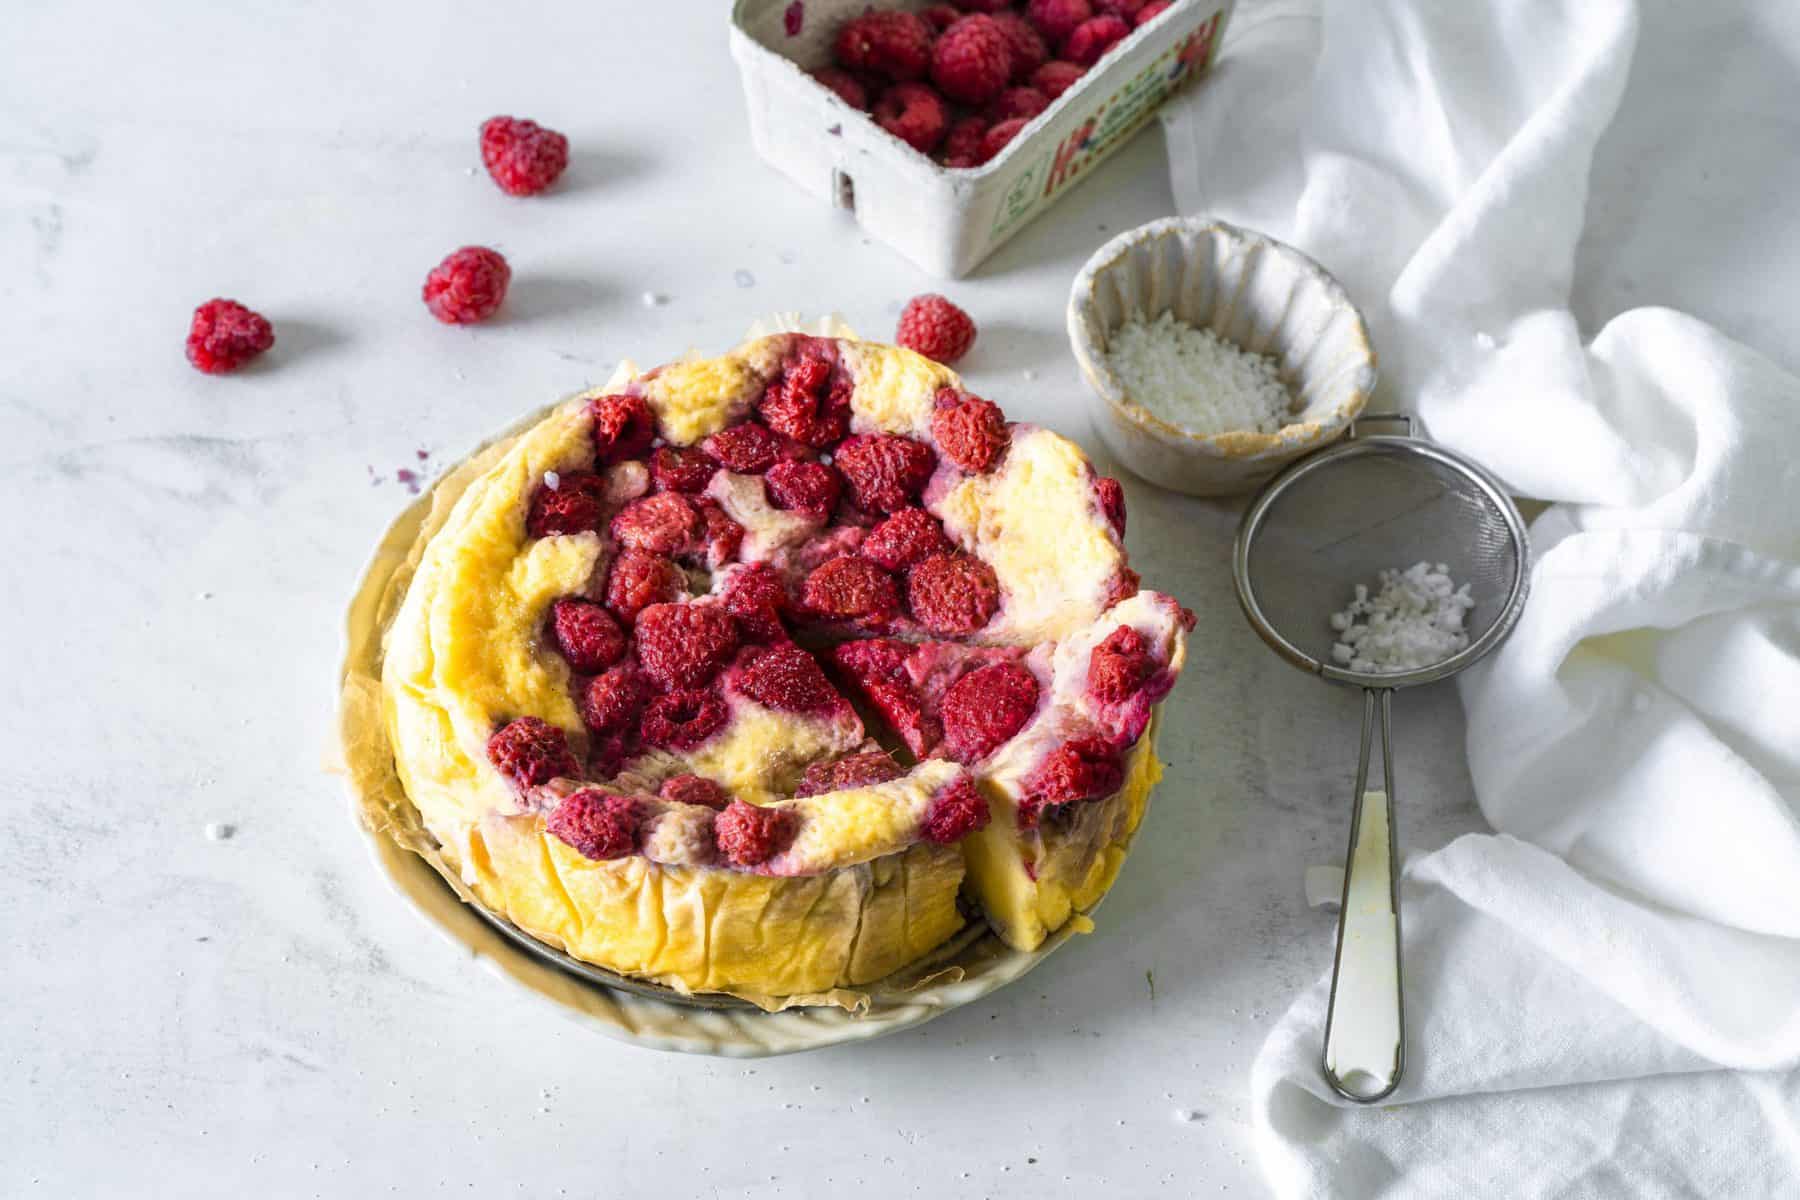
1031 59 1087 98
1135 0 1172 24
185 299 274 375
1089 624 1155 703
931 389 1009 472
650 445 719 494
758 345 853 448
861 507 951 571
895 294 977 365
660 773 730 811
990 12 1050 81
920 2 962 32
720 562 791 642
1103 566 1141 608
833 10 933 81
1062 14 1130 65
931 15 1012 105
795 751 904 798
940 116 992 168
639 689 729 751
764 459 843 521
422 246 510 325
589 393 658 465
835 433 937 513
831 640 940 756
980 117 1029 162
811 66 870 110
1093 0 1146 16
634 603 740 690
478 116 570 197
604 548 686 623
588 732 629 780
940 661 1040 763
487 716 578 788
526 470 607 537
801 556 900 622
921 775 991 844
578 665 651 735
610 493 699 555
1020 736 1124 826
873 81 950 154
546 790 638 860
907 552 1000 634
549 597 627 674
1027 0 1092 46
987 86 1050 123
736 642 840 715
715 800 798 868
702 422 798 474
688 500 745 569
1095 475 1126 535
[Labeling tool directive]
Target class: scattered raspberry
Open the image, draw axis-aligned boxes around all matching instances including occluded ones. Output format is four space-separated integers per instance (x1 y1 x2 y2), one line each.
604 548 686 623
702 422 797 474
861 507 951 571
873 81 950 154
1063 14 1130 66
931 389 1009 472
185 299 274 375
1095 475 1126 535
589 393 658 465
986 86 1050 124
1031 59 1087 98
660 774 730 811
549 597 627 674
650 445 719 494
941 662 1040 763
1103 566 1141 608
831 640 940 756
784 0 806 36
931 15 1012 106
1027 0 1092 46
990 12 1050 81
895 294 977 365
835 433 937 514
811 66 869 110
610 493 699 555
980 117 1029 161
422 246 510 325
1020 736 1124 826
1135 0 1172 24
634 603 740 690
736 643 840 715
764 459 843 521
833 10 933 81
546 790 638 860
526 470 607 537
940 115 992 168
1088 624 1155 703
920 2 962 32
801 556 900 622
486 716 578 788
639 689 729 751
578 665 651 734
720 563 791 642
921 775 991 844
795 751 904 798
907 552 1000 634
688 500 744 569
478 116 570 197
714 800 797 868
1093 0 1146 16
758 345 853 448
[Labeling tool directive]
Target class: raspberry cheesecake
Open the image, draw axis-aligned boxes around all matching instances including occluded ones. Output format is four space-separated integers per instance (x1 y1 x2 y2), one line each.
380 333 1191 1004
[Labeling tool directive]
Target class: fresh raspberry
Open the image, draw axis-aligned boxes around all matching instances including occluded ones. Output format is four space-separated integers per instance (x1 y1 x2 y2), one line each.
831 640 939 756
1027 0 1092 46
1063 14 1130 66
920 3 961 32
422 246 510 325
833 10 933 81
795 751 904 798
1031 59 1087 98
478 116 570 197
941 662 1040 763
758 344 854 448
990 12 1050 81
589 393 658 465
639 689 729 751
610 493 699 555
714 800 797 868
931 389 1009 472
526 470 607 537
604 548 686 623
939 116 992 168
763 459 843 522
546 790 638 860
578 665 651 735
634 602 740 690
1103 566 1141 608
950 0 1012 11
185 299 274 375
835 433 937 513
907 552 1000 634
650 445 719 494
873 81 950 154
736 642 840 715
1089 624 1155 703
861 507 951 571
1095 475 1126 535
931 15 1012 106
987 86 1050 123
1135 0 1172 24
548 597 627 674
702 422 798 474
980 117 1029 162
1093 0 1146 16
720 563 791 642
660 773 730 811
487 716 578 788
1020 736 1124 826
687 500 745 570
811 66 870 110
801 556 900 622
921 775 991 844
895 294 977 365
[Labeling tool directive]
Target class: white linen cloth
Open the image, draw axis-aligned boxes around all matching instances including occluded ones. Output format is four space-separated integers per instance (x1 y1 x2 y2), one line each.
1162 1 1800 1194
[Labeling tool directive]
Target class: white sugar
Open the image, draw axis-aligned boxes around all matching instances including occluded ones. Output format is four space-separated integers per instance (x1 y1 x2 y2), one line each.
1105 311 1293 436
1329 562 1475 673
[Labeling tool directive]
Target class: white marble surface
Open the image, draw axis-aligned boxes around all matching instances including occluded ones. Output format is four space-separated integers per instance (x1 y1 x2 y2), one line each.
1 4 1486 1195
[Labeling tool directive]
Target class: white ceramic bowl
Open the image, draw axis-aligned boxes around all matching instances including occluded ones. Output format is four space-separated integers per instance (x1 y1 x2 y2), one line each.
1068 217 1377 497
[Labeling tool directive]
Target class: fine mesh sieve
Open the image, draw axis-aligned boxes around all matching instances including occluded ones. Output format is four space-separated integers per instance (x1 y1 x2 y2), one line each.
1232 415 1530 1102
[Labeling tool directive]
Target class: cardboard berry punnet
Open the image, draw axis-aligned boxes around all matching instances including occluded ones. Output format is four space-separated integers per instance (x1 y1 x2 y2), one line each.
731 0 1233 278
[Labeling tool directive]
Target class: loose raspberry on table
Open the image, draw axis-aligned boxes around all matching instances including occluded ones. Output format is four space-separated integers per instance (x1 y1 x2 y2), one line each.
1135 0 1172 24
736 642 841 715
987 85 1051 124
833 10 933 81
758 346 853 448
702 422 798 474
861 507 951 572
720 562 791 642
931 15 1012 106
895 294 977 365
801 556 900 622
589 393 658 465
579 665 651 735
1095 475 1126 535
980 117 1028 162
549 597 628 674
639 689 729 751
811 66 870 110
487 716 579 788
526 470 607 537
479 116 570 197
422 246 510 325
921 775 991 844
546 790 639 860
650 445 719 494
764 459 843 522
634 602 740 690
990 12 1050 81
831 640 940 756
660 773 730 811
795 751 904 798
715 800 797 868
932 389 1009 472
610 493 699 556
1031 59 1087 98
941 662 1040 763
835 433 937 514
873 81 950 154
1027 0 1092 47
1021 736 1124 825
604 548 686 623
185 299 274 375
688 500 745 570
1062 14 1130 66
1088 624 1155 703
939 115 992 168
907 552 1000 634
920 2 962 32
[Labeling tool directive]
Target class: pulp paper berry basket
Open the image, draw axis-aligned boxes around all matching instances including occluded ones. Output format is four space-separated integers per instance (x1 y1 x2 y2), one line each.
730 0 1234 278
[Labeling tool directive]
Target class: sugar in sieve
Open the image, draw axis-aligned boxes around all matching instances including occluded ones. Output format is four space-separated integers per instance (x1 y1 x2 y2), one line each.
1232 415 1530 1102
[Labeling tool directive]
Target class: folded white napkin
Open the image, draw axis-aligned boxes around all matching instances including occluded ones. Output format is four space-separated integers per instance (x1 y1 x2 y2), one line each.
1164 0 1800 1193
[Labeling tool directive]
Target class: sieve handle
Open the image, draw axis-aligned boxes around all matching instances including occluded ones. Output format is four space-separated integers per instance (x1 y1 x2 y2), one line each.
1347 414 1414 439
1321 688 1405 1103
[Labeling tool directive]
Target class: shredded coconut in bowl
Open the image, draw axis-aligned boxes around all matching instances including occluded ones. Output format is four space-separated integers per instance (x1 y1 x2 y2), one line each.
1329 562 1475 673
1104 311 1293 436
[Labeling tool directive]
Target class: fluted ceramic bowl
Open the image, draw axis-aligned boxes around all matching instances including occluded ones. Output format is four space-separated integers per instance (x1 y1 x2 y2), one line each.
1068 217 1377 497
